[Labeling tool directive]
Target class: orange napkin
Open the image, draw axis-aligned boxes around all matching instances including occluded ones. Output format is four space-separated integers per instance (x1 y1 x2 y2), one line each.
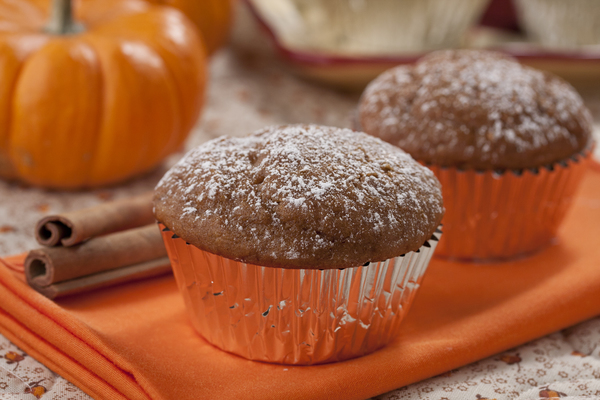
1 166 600 400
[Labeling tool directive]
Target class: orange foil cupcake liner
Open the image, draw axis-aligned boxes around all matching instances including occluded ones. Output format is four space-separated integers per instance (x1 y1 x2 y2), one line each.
159 223 441 365
428 149 592 261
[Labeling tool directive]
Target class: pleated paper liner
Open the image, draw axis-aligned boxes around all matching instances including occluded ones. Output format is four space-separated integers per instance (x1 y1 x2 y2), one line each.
159 223 441 365
428 148 592 261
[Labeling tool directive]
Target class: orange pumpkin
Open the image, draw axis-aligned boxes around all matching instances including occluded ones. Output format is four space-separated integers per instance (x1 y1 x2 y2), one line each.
0 0 207 189
147 0 233 55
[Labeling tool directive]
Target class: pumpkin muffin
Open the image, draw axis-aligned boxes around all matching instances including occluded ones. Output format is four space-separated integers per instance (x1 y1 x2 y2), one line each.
358 50 594 260
154 124 444 364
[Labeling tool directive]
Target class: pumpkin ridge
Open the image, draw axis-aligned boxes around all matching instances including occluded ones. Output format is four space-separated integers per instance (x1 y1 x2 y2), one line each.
76 35 106 186
0 44 25 180
84 34 181 185
86 12 189 161
1 34 49 180
87 7 206 149
125 38 182 176
10 37 104 187
140 40 186 161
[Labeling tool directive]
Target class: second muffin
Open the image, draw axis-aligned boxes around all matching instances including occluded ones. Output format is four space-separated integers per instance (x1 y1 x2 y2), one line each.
359 50 593 260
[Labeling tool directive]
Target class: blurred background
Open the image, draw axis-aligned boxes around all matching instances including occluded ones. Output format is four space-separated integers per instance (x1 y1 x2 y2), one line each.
1 0 599 250
245 0 600 89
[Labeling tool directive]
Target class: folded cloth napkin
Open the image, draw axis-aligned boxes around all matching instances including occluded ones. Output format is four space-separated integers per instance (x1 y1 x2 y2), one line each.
1 167 600 400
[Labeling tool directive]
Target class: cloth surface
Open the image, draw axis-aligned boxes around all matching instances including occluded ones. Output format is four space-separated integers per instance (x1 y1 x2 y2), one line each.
0 168 599 400
0 335 92 400
2 324 600 400
376 318 600 400
2 320 600 400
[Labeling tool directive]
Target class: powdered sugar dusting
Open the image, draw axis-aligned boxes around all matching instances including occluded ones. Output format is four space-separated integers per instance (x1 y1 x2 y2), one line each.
154 125 444 269
359 50 592 169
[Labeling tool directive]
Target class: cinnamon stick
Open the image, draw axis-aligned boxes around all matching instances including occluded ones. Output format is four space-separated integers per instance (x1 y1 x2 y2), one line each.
25 225 170 299
31 257 172 299
35 192 155 247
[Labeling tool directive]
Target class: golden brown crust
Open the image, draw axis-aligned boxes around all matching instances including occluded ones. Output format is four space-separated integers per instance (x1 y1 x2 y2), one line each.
154 125 444 269
359 50 593 170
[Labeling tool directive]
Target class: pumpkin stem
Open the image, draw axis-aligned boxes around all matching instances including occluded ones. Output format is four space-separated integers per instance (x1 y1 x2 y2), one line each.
44 0 84 35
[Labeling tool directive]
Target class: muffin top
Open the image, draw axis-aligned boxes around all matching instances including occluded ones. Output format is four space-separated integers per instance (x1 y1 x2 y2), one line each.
154 124 444 269
359 50 592 170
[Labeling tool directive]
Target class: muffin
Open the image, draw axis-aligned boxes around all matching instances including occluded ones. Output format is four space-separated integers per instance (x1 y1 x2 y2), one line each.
359 50 593 260
154 124 444 364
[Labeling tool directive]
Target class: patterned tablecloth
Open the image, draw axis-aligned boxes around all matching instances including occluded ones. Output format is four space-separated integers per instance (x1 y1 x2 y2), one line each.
1 5 600 399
